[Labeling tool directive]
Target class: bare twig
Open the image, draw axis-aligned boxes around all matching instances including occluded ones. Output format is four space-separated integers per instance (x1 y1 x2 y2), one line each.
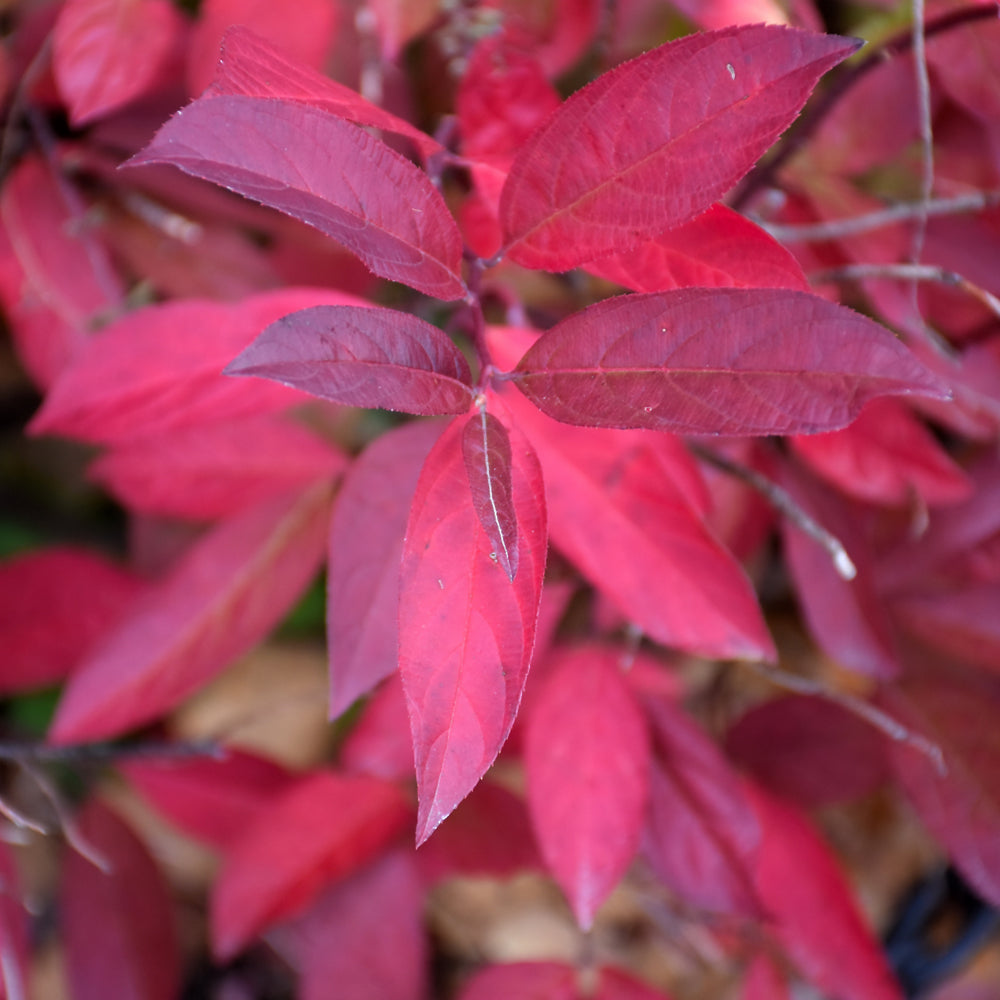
741 660 946 774
910 0 935 271
690 444 856 581
0 740 224 765
757 190 1000 243
811 263 1000 322
0 795 49 836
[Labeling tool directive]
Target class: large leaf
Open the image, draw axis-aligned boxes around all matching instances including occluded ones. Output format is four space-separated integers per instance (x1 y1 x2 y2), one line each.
525 646 650 928
53 0 183 125
226 305 474 415
127 97 466 300
499 25 860 270
400 406 547 843
748 783 904 1000
275 849 426 1000
211 770 411 959
0 547 144 693
90 415 346 521
61 800 180 1000
49 483 332 743
30 288 363 444
882 661 1000 909
327 421 443 718
496 379 773 660
642 696 763 918
584 204 809 293
207 26 442 160
511 289 948 436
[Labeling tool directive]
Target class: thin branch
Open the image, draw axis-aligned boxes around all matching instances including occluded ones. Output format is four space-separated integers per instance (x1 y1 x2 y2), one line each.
757 190 1000 243
910 0 935 269
0 740 224 765
731 4 997 210
741 660 946 774
811 263 1000 322
0 795 49 836
690 444 856 580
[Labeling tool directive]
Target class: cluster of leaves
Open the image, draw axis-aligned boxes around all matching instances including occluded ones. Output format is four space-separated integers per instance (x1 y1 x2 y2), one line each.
1 0 999 997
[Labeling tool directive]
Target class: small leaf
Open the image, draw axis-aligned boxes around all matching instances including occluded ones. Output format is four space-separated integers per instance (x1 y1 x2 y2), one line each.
53 0 183 125
500 25 860 270
210 770 412 959
400 406 547 843
512 289 949 436
226 305 474 415
208 26 442 160
463 410 519 581
525 646 650 928
49 483 332 743
61 800 181 1000
127 96 466 300
327 421 444 718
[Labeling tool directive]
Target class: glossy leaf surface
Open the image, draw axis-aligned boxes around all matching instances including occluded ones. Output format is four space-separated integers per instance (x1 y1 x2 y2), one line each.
513 289 947 436
525 647 650 928
500 25 860 269
128 96 466 300
50 484 332 743
226 304 474 414
211 771 411 959
400 408 547 843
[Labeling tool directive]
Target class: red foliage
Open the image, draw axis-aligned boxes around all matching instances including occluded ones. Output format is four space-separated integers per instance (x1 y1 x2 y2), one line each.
2 2 999 998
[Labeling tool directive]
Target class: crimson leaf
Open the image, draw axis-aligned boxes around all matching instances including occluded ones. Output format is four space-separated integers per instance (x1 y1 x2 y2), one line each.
512 288 947 436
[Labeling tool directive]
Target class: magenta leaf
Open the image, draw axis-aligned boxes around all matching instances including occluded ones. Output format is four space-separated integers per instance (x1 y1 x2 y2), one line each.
49 483 332 743
226 305 474 415
512 289 948 436
127 96 466 300
462 409 519 581
210 770 412 959
500 25 860 270
61 800 181 1000
641 696 763 918
525 646 650 928
400 406 547 844
208 26 443 160
327 421 444 719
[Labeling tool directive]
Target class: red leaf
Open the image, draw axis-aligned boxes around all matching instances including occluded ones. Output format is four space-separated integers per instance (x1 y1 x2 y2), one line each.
0 841 30 1000
53 0 183 125
748 783 904 1000
641 696 762 918
0 547 144 693
29 288 363 444
277 849 426 1000
525 647 650 928
891 583 1000 674
511 289 948 435
585 204 809 293
121 750 295 850
90 415 346 521
416 780 541 883
226 305 474 415
127 97 466 300
340 674 415 782
741 955 790 1000
881 662 1000 908
49 483 332 743
400 406 547 843
187 0 337 97
207 26 442 160
61 800 181 1000
463 410 519 581
790 398 972 508
497 380 773 660
327 421 443 718
780 458 900 678
499 25 860 270
210 770 411 959
725 695 890 808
